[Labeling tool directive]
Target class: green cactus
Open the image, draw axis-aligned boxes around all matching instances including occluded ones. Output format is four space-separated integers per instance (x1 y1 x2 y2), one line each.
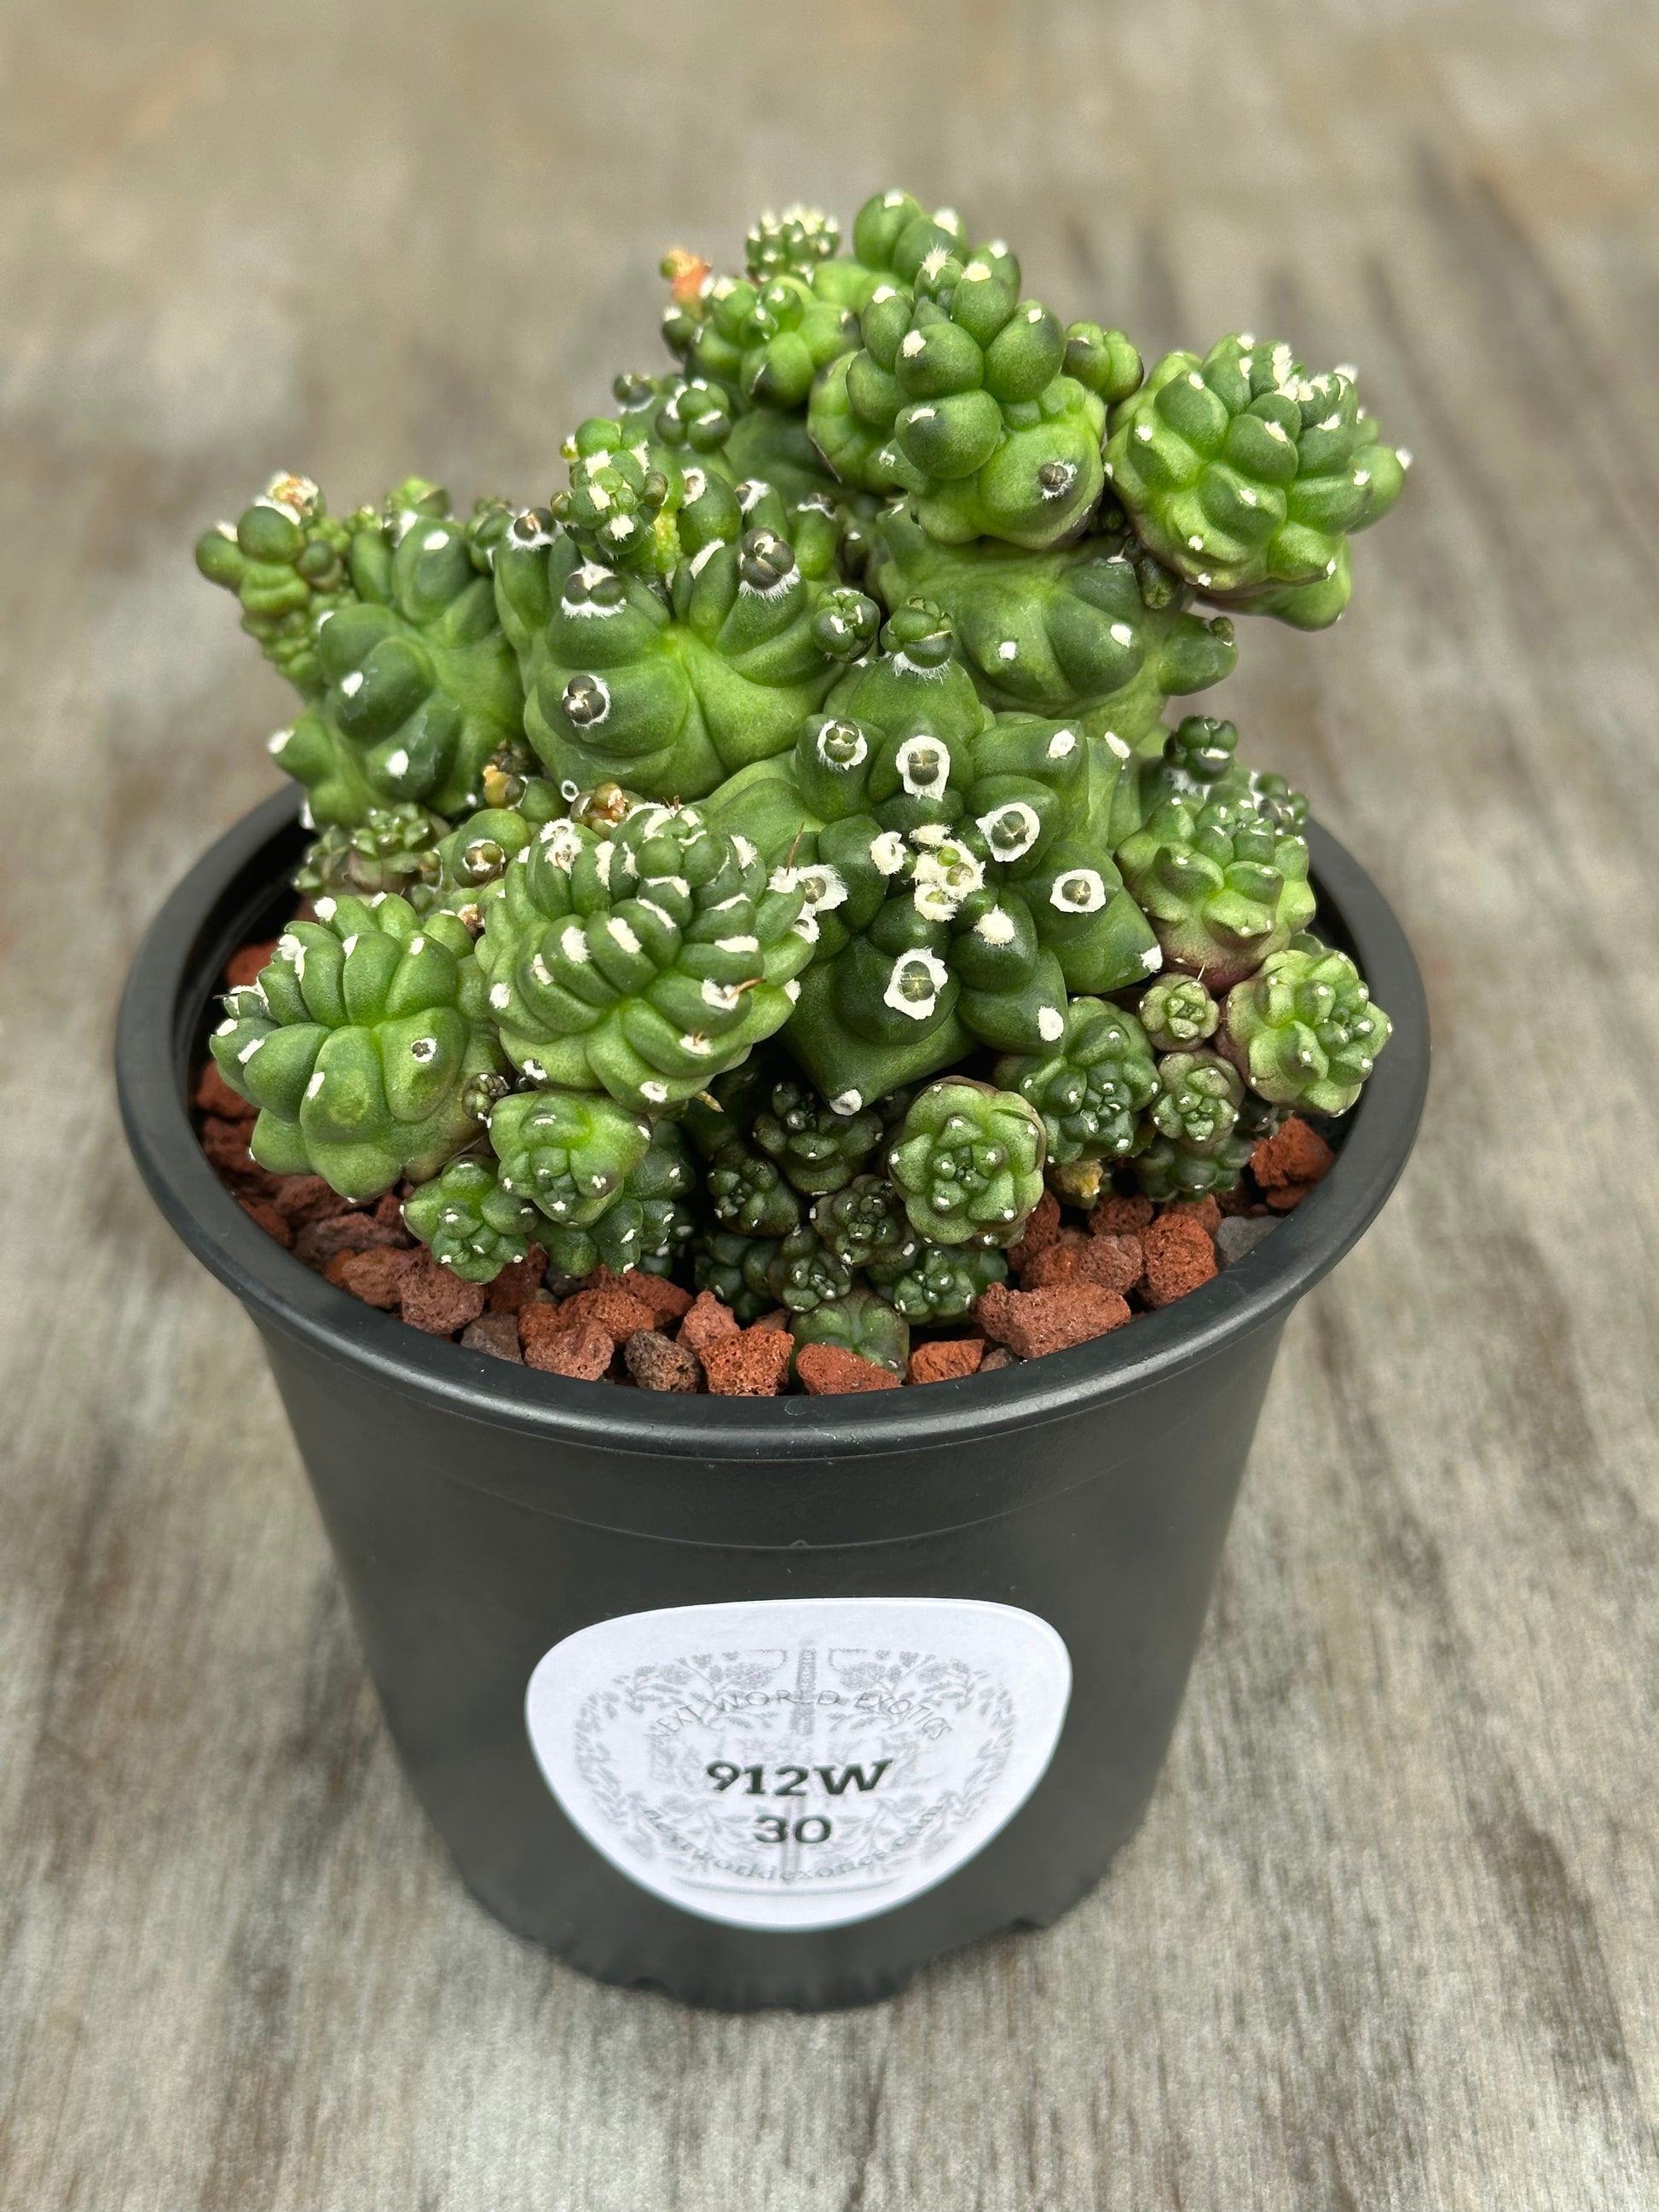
1222 935 1392 1114
493 499 877 800
1114 713 1309 850
198 183 1408 1361
668 266 860 411
790 1288 910 1375
292 803 447 909
764 1224 856 1314
1105 337 1407 626
807 213 1119 547
537 1116 698 1276
195 474 356 697
1131 1050 1253 1201
1114 777 1316 992
425 801 536 915
208 894 505 1200
888 1079 1047 1246
679 1055 781 1158
694 1229 781 1322
866 1237 1009 1324
631 364 838 505
809 190 976 311
752 1079 884 1196
488 1088 652 1227
720 607 1161 1106
552 413 739 580
205 479 525 827
402 1154 542 1283
995 997 1159 1164
1139 973 1221 1053
746 205 842 282
1063 321 1147 407
810 1173 917 1276
475 800 813 1110
706 1132 804 1238
865 508 1237 742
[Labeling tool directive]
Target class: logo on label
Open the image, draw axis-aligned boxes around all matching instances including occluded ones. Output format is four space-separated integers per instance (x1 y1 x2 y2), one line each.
524 1596 1072 1931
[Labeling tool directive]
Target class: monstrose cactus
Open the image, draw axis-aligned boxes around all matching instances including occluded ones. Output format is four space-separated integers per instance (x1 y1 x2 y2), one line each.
200 184 1403 1348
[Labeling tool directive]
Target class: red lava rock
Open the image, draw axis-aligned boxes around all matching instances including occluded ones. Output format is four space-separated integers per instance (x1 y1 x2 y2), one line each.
548 1285 656 1346
699 1325 795 1397
1252 1116 1335 1193
1007 1190 1061 1272
1217 1180 1261 1217
611 1270 694 1325
1021 1230 1143 1297
678 1291 740 1356
974 1280 1131 1360
1076 1233 1144 1297
460 1312 523 1362
908 1338 985 1385
518 1302 567 1362
236 1194 293 1249
269 1175 353 1226
1019 1230 1086 1287
796 1343 901 1395
979 1346 1020 1372
292 1211 410 1268
327 1245 419 1309
199 1115 262 1180
397 1252 488 1335
373 1191 407 1228
1264 1179 1319 1212
624 1329 702 1393
752 1308 793 1332
485 1245 549 1313
523 1315 614 1380
223 940 276 990
193 1062 254 1121
1090 1192 1153 1235
1140 1212 1219 1308
1165 1194 1223 1233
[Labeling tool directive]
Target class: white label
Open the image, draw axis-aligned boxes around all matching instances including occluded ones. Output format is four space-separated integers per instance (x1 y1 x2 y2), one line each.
524 1597 1072 1931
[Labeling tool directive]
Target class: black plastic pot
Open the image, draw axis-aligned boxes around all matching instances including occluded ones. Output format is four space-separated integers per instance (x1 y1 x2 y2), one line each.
117 789 1428 2012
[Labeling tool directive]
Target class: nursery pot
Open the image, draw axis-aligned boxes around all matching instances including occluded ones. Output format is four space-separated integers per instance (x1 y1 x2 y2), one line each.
118 789 1428 2012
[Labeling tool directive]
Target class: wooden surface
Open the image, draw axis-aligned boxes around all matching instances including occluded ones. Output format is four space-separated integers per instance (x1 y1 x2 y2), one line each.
3 3 1658 2204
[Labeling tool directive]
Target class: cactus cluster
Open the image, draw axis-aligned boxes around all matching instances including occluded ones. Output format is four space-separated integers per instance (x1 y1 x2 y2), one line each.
199 187 1402 1357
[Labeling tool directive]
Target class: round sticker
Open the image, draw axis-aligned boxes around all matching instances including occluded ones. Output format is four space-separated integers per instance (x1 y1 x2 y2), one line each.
524 1596 1072 1931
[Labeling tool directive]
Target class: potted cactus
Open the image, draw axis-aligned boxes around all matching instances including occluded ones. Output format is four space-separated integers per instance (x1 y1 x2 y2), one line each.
118 190 1426 2010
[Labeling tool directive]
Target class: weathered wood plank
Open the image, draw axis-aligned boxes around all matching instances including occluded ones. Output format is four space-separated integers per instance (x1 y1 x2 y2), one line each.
2 3 1656 2206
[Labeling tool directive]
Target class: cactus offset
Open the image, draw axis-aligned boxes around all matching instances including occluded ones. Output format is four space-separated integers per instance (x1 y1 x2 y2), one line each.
204 479 524 826
1222 937 1392 1115
402 1155 541 1282
995 997 1158 1165
1105 337 1407 626
868 1238 1009 1324
537 1116 699 1277
1132 1050 1254 1201
197 182 1404 1332
888 1079 1048 1246
474 800 812 1109
694 1228 782 1321
209 894 505 1199
790 1288 911 1374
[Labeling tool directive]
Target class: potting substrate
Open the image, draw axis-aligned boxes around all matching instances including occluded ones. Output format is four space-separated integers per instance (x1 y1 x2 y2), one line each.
194 954 1334 1392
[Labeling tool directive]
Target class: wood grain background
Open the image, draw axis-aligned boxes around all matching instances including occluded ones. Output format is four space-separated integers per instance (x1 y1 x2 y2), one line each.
3 2 1656 2205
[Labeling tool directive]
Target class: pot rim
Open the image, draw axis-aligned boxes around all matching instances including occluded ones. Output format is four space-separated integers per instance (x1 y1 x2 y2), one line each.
117 787 1429 1466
